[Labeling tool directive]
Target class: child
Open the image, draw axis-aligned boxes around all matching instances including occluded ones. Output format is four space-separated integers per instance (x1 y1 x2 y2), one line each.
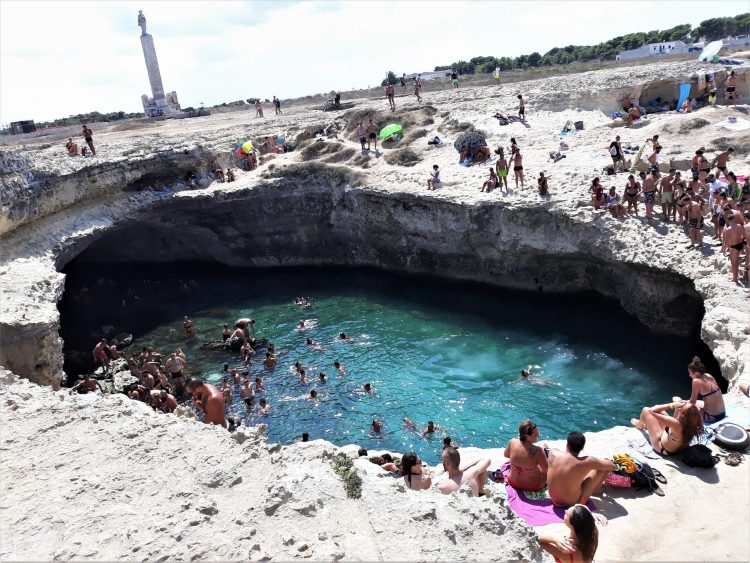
517 94 525 121
427 165 441 190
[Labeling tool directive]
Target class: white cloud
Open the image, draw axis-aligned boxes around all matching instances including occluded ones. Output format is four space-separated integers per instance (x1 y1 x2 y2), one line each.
1 0 747 123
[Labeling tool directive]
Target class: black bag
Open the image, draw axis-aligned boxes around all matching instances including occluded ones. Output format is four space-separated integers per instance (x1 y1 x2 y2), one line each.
631 462 660 494
681 444 719 468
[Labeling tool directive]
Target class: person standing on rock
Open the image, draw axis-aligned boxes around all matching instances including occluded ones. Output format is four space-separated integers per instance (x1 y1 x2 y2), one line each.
722 211 748 283
366 119 378 151
414 74 422 102
510 148 524 189
495 149 508 192
356 121 367 151
400 73 407 94
687 191 704 249
517 95 525 121
165 352 187 394
255 99 264 118
725 70 737 106
641 169 659 221
273 96 282 115
92 338 109 370
185 377 227 428
385 82 396 111
82 125 95 155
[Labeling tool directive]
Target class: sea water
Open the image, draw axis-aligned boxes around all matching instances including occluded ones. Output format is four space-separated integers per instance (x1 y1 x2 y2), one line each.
60 264 713 463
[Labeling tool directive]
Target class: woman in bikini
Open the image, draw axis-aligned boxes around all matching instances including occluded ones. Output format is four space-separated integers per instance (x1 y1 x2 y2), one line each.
624 174 641 214
675 356 726 423
401 452 432 491
536 504 602 563
630 402 703 456
503 420 547 491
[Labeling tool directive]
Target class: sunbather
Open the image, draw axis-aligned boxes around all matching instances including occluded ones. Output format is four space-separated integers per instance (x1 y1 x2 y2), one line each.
402 452 432 491
630 402 703 456
503 420 547 491
546 432 615 508
436 447 490 496
536 504 602 563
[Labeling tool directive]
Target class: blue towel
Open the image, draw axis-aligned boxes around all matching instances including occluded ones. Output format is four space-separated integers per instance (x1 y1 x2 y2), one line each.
675 82 691 113
706 402 750 430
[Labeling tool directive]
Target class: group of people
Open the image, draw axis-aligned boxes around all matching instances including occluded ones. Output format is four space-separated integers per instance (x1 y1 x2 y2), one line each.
599 135 749 282
390 354 725 562
64 125 96 157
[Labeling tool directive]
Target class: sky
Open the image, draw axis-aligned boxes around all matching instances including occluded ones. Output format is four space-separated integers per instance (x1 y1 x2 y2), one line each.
1 0 747 124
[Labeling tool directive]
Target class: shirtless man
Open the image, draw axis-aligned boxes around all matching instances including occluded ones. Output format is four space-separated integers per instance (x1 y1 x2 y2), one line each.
334 360 345 374
240 378 255 399
82 125 95 155
517 95 525 121
495 150 508 191
185 377 227 428
510 149 524 189
92 338 109 369
222 324 231 342
623 174 641 214
725 70 737 106
687 192 705 249
159 390 178 413
366 119 378 151
70 375 104 394
255 99 264 118
263 352 277 369
659 169 675 221
546 432 615 508
436 447 491 496
385 82 396 111
647 146 661 173
356 121 367 151
712 147 733 180
183 316 196 338
164 352 186 379
65 137 79 156
641 170 659 221
722 212 748 283
423 420 440 435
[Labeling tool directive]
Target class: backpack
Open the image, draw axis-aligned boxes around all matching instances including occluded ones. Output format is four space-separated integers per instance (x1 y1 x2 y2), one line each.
630 462 659 493
609 145 619 156
681 444 719 468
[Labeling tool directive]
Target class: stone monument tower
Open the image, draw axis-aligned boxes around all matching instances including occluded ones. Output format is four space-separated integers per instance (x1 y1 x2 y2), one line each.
138 10 180 117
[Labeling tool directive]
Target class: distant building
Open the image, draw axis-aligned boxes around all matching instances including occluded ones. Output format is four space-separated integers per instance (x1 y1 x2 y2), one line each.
616 40 690 61
404 70 451 81
724 35 750 48
9 120 36 135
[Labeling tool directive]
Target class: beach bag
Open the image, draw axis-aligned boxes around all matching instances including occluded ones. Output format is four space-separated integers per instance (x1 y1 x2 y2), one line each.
630 462 660 493
575 121 584 130
681 444 719 468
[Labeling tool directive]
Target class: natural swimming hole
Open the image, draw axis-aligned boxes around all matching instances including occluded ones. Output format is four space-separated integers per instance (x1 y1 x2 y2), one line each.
60 264 717 464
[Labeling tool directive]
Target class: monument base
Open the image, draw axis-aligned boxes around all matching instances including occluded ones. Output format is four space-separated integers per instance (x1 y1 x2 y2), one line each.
141 91 181 118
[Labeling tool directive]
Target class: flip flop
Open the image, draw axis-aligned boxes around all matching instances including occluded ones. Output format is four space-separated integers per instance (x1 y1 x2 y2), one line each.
652 484 665 497
652 468 668 484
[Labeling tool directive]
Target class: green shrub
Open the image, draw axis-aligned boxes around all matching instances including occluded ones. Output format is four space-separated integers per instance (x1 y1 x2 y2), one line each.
331 453 362 499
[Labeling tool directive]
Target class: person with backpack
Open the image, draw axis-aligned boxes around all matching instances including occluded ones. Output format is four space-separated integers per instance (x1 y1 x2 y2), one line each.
630 402 703 456
609 136 624 171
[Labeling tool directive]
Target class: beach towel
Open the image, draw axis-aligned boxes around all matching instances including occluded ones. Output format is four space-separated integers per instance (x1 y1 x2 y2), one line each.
675 83 691 113
627 433 661 459
499 461 596 526
706 402 750 430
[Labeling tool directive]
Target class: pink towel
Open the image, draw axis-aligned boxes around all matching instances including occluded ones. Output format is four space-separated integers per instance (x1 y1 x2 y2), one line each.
500 461 596 526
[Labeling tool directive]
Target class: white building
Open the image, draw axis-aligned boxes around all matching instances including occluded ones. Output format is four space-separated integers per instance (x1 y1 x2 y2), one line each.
616 40 690 61
404 70 451 81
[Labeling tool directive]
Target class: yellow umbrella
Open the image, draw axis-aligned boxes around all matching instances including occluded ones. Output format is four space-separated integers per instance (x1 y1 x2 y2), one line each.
241 141 254 153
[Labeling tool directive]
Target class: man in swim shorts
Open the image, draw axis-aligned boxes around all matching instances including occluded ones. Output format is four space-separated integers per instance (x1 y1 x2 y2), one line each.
436 447 491 496
385 82 396 111
641 169 659 221
185 377 227 428
659 169 675 221
547 432 615 508
712 147 733 180
70 375 104 394
495 150 508 191
687 192 704 249
450 70 459 88
92 338 109 370
725 70 737 105
366 119 378 151
722 212 748 283
517 94 525 121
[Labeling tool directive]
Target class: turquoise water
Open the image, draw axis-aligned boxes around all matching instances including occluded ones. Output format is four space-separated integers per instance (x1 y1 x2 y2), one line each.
60 265 713 463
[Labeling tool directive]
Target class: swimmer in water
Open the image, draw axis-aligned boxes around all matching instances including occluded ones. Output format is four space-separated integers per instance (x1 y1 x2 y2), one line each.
255 377 265 392
338 332 353 342
310 389 318 400
306 338 324 351
294 297 312 308
404 417 417 431
372 419 383 433
334 361 345 374
363 382 375 395
318 372 327 383
300 369 308 384
423 420 441 435
263 352 277 370
514 366 555 386
259 397 270 415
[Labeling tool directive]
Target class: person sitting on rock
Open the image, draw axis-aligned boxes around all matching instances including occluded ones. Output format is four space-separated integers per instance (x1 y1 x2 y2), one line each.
474 145 491 164
402 452 432 490
214 169 225 182
226 168 235 182
536 504 603 563
503 420 547 491
436 447 491 496
625 104 641 127
65 137 79 156
70 375 104 395
481 168 498 193
159 390 178 413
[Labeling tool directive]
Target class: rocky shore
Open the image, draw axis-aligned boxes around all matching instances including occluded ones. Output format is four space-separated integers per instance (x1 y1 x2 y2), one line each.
1 59 749 560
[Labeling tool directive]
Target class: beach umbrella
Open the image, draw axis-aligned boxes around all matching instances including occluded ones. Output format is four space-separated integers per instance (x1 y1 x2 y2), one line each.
379 123 403 140
453 131 486 153
241 141 254 154
698 40 723 62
